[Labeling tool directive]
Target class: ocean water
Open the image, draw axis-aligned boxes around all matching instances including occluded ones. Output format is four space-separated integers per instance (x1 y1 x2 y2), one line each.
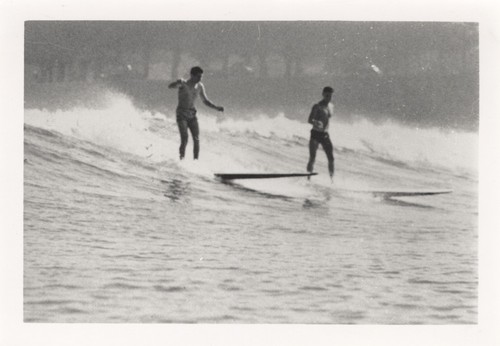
24 93 478 323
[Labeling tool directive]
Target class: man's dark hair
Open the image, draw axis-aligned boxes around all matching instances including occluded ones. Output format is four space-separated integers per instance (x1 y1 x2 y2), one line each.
190 66 204 75
323 86 334 93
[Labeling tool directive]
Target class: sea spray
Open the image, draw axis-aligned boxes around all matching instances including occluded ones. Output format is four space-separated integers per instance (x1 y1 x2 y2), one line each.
25 92 477 176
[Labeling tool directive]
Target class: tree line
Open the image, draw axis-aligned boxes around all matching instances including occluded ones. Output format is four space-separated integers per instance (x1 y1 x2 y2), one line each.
25 21 478 84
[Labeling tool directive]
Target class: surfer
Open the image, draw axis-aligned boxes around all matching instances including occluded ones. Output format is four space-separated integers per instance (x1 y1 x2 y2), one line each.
168 66 224 160
306 86 335 180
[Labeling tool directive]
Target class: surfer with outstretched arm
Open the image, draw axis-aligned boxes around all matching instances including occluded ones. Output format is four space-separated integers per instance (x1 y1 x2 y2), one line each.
168 66 224 160
306 86 335 181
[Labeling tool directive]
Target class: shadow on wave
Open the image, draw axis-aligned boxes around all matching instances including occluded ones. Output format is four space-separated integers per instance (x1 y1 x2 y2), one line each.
218 180 294 201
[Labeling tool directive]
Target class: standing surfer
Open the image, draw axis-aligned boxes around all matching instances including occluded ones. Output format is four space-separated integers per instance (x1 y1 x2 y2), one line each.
306 86 335 180
168 66 224 160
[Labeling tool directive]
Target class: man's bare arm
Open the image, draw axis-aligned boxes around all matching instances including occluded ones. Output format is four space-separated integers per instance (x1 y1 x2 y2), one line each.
168 79 183 89
308 105 318 124
199 83 224 112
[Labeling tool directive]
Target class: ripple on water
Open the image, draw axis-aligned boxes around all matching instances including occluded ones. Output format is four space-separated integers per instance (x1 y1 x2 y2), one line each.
153 285 186 293
218 283 242 291
27 299 78 306
197 314 240 323
392 303 422 310
431 305 462 312
25 284 83 290
299 286 329 292
57 307 88 315
383 271 401 275
230 305 255 312
408 279 474 285
102 283 143 290
434 289 467 294
331 309 366 323
327 283 344 289
427 314 463 322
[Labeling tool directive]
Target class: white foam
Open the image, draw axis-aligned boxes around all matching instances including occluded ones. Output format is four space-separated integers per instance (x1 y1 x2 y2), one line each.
24 92 478 176
24 92 179 163
209 113 478 174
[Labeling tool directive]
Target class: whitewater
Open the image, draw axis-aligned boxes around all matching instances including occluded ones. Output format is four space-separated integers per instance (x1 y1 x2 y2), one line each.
24 93 477 323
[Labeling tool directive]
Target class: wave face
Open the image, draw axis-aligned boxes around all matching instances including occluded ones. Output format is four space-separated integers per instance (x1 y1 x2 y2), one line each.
24 92 477 323
25 92 477 174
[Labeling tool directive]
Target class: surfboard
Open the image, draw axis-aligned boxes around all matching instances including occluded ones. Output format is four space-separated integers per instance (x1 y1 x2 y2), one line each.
356 189 453 198
214 172 318 180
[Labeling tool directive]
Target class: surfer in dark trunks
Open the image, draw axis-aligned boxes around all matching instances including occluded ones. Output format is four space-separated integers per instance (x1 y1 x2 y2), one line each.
168 66 224 160
306 86 335 180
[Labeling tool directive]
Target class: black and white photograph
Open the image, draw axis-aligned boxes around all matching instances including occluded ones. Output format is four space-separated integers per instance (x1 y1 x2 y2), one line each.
1 0 499 345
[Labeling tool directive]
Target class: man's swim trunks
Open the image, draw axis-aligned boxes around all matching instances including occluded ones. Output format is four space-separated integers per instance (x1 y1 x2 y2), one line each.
176 107 197 121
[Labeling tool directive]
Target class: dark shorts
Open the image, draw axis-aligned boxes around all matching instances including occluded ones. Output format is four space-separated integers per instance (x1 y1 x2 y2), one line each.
176 109 200 159
308 129 334 175
176 108 197 122
310 129 330 143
